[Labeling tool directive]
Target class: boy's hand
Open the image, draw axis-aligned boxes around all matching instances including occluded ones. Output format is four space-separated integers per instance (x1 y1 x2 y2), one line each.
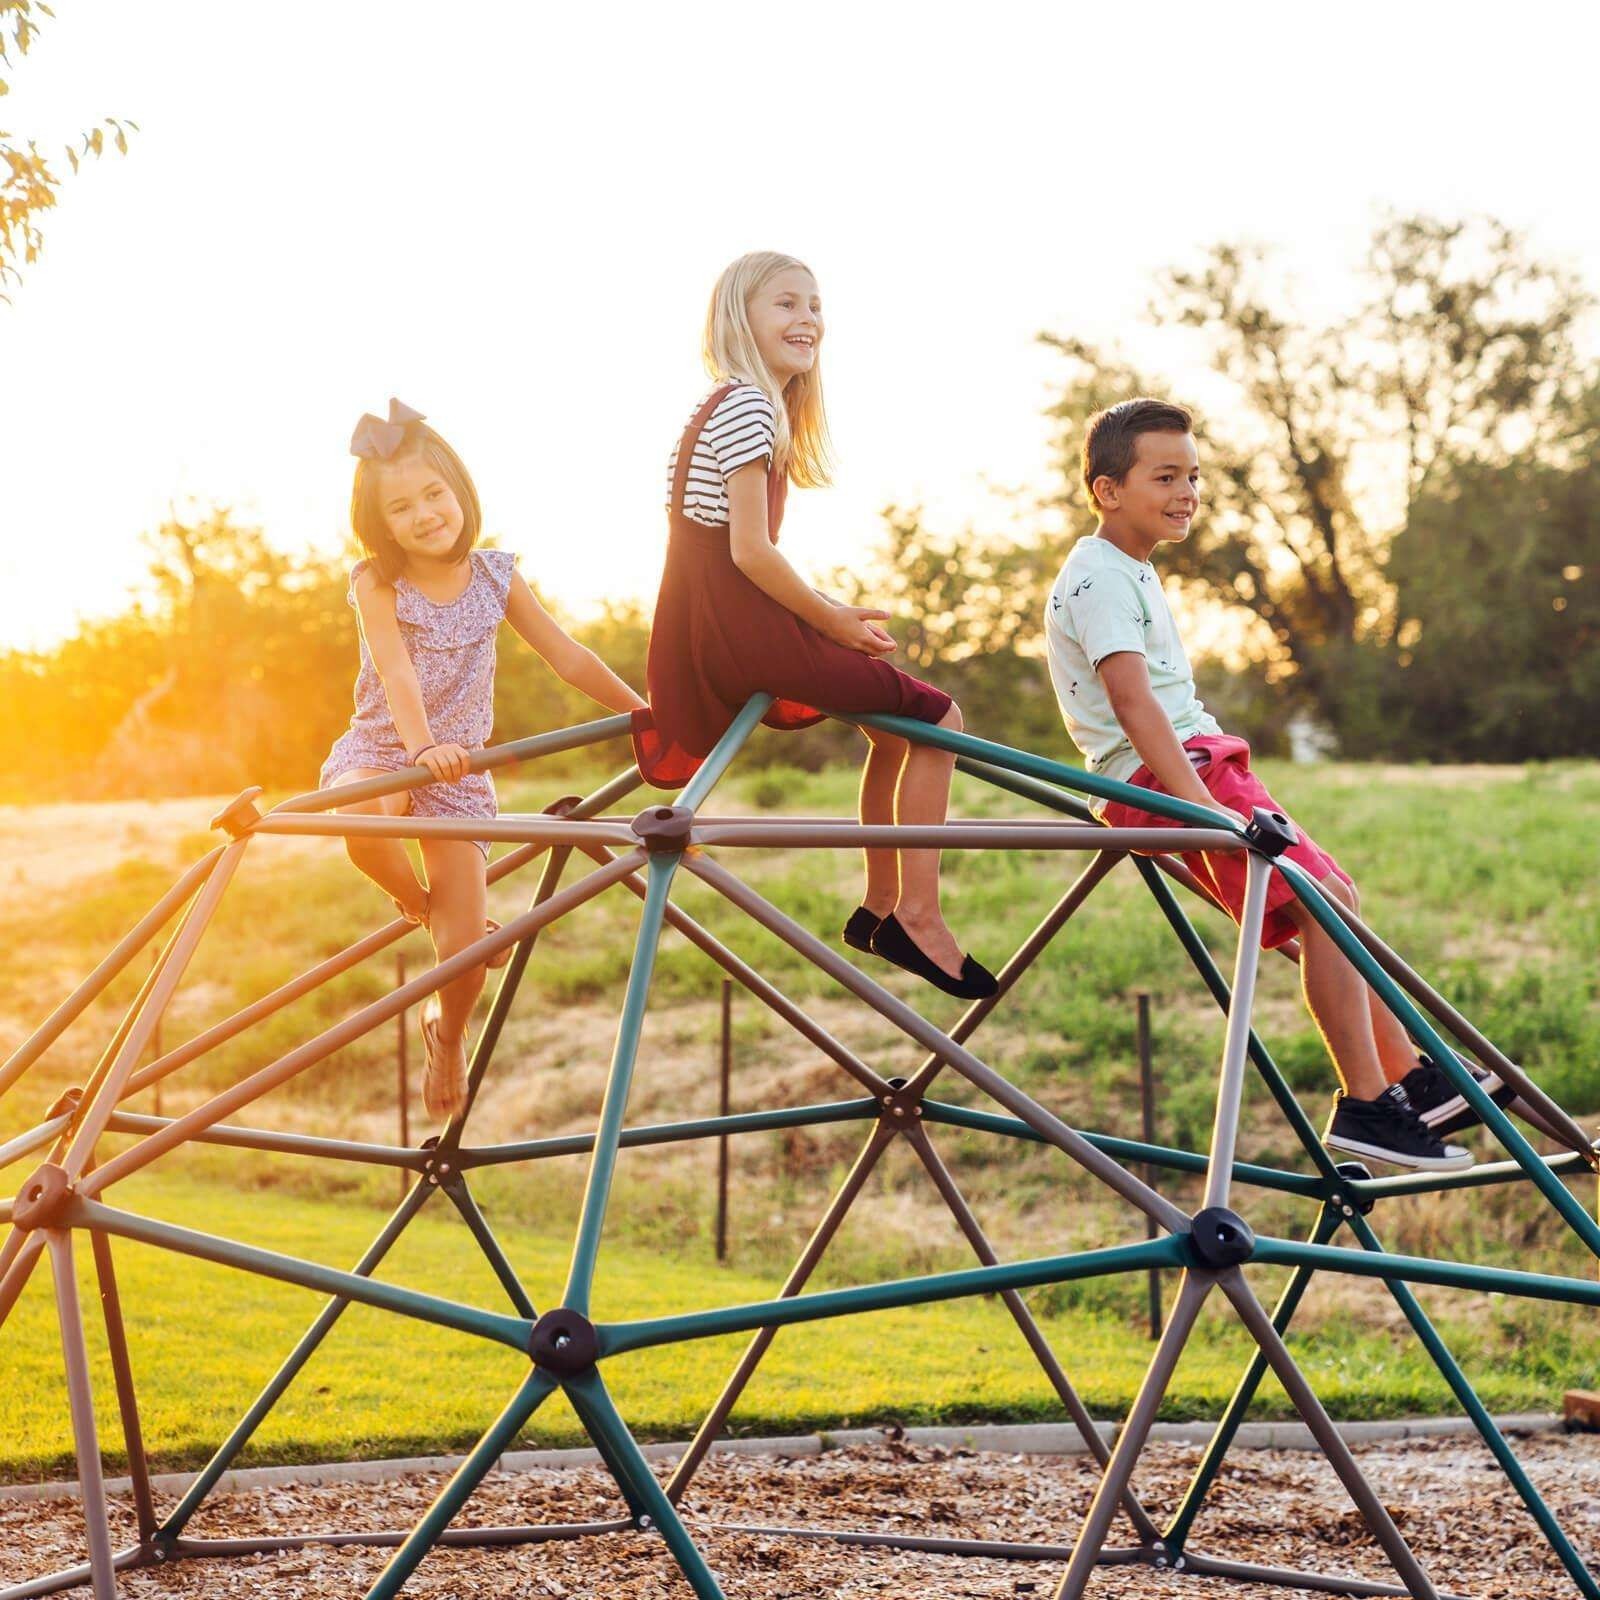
1212 804 1249 828
416 743 472 783
825 605 898 657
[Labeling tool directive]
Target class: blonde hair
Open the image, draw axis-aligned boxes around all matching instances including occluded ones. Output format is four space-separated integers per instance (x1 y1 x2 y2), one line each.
703 251 833 489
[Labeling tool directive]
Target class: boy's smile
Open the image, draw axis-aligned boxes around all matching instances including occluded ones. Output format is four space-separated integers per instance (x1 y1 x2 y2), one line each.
1092 430 1200 562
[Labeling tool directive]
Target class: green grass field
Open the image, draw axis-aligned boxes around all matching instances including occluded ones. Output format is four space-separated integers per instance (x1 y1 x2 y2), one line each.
2 743 1598 1478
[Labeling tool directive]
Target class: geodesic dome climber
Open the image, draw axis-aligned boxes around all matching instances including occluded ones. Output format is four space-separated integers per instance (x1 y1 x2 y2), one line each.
3 696 1599 1600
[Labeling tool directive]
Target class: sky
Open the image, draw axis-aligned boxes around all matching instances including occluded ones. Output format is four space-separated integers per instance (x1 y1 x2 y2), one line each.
4 0 1600 651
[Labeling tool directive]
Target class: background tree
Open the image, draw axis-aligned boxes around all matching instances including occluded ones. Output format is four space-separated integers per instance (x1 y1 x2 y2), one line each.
1 0 134 297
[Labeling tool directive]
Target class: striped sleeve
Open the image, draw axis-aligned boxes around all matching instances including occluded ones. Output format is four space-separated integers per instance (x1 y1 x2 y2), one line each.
703 385 776 478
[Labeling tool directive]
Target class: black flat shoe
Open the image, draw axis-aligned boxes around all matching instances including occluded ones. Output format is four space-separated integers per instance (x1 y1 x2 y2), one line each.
843 906 883 953
868 913 999 1000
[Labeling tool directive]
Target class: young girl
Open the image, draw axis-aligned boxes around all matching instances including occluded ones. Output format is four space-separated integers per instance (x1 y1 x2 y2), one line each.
323 399 647 1118
632 253 995 1000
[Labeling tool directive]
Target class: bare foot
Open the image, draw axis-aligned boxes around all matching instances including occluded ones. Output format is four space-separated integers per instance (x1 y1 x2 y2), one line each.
391 888 431 926
891 905 966 981
419 996 468 1120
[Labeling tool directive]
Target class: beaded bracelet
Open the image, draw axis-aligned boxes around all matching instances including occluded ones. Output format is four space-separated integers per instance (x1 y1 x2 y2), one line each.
408 744 438 765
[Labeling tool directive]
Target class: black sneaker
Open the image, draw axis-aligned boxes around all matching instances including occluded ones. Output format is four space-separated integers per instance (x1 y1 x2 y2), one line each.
1324 1084 1474 1172
1399 1053 1516 1138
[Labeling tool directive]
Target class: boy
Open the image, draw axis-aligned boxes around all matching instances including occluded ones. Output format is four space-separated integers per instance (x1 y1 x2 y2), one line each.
1045 398 1511 1171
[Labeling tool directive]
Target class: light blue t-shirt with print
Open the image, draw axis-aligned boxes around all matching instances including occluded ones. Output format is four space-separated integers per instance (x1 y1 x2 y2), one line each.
1044 534 1221 798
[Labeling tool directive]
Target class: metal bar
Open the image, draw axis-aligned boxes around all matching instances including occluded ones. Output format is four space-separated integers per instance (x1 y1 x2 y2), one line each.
1276 856 1600 1254
0 1547 148 1600
1180 1549 1468 1598
164 1521 631 1557
1344 1208 1600 1598
396 952 409 1201
706 1520 1086 1560
664 1122 898 1502
66 1194 532 1350
1254 1233 1600 1306
1133 854 1345 1186
0 1231 46 1333
902 1122 1162 1546
563 854 678 1315
48 1231 118 1600
441 1177 537 1320
1217 1269 1439 1599
685 853 1190 1234
676 693 772 812
0 845 225 1100
1164 1204 1345 1552
364 1369 557 1600
566 1370 728 1600
62 839 251 1182
252 813 639 847
1323 890 1592 1157
918 1099 1329 1197
161 1180 435 1539
601 1235 1187 1357
0 1115 73 1174
81 853 642 1197
274 714 634 815
716 978 731 1263
1202 852 1271 1212
87 1229 158 1543
1348 1149 1594 1200
101 1112 426 1168
457 1099 882 1168
903 851 1124 1099
1136 993 1161 1340
581 840 892 1096
1054 1270 1212 1599
693 820 1243 852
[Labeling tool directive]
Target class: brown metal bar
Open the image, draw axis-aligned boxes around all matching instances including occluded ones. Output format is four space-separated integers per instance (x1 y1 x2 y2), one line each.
663 1122 899 1502
0 1115 74 1174
252 813 638 847
0 845 225 1101
80 852 643 1198
0 1229 45 1332
901 1120 1162 1547
1180 1549 1469 1598
87 1228 158 1542
47 1230 117 1600
685 853 1189 1234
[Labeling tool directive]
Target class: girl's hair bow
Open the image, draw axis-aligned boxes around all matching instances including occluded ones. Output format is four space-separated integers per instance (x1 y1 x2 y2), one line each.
350 398 426 459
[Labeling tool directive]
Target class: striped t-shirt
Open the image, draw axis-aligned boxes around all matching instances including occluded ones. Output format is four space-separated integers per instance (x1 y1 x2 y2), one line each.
666 383 777 526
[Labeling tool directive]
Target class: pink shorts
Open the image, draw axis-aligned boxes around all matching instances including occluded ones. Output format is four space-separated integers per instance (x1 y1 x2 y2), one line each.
1100 734 1352 950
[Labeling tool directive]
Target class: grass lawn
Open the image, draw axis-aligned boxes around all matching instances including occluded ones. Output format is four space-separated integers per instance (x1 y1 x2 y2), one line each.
3 744 1599 1477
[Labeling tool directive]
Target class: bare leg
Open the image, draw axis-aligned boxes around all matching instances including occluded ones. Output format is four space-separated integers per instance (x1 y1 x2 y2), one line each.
889 703 966 980
419 840 488 1053
331 769 427 921
1333 882 1424 1084
1283 872 1388 1101
858 726 906 917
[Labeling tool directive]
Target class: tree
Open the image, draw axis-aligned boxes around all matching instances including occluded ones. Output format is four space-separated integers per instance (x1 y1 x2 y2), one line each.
1038 216 1593 739
1 0 134 297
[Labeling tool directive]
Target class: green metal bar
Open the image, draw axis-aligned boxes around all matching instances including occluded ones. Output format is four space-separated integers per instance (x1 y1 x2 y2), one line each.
1348 1150 1595 1201
676 693 772 812
566 1370 728 1600
457 1099 881 1168
364 1369 557 1600
1275 856 1600 1257
1344 1209 1600 1599
1164 1204 1345 1552
442 1178 537 1320
277 714 634 816
599 1235 1186 1357
562 854 678 1316
67 1195 533 1350
161 1180 436 1539
1253 1233 1600 1307
1133 855 1343 1187
918 1100 1328 1199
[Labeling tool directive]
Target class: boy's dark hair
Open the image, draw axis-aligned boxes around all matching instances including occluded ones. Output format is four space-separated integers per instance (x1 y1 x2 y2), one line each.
1082 398 1194 509
350 422 481 583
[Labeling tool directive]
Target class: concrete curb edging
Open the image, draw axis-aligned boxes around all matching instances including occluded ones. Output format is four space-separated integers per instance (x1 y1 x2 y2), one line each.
1 1413 1563 1506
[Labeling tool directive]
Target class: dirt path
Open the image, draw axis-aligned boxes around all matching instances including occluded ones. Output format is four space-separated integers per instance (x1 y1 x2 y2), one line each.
4 1435 1594 1597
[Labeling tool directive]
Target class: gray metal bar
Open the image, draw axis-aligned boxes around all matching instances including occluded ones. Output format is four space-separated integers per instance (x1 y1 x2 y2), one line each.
902 1121 1161 1547
0 1115 73 1174
252 813 639 847
1348 1149 1593 1201
1218 1269 1439 1599
1181 1548 1470 1598
0 1548 148 1600
102 1113 425 1168
1203 851 1271 1212
685 853 1190 1234
665 1121 899 1502
1054 1270 1212 1598
48 1231 117 1600
694 820 1242 852
0 1230 45 1334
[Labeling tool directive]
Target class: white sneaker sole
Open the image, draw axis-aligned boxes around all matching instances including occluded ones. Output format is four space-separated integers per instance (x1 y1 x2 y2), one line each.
1419 1069 1507 1129
1324 1131 1474 1172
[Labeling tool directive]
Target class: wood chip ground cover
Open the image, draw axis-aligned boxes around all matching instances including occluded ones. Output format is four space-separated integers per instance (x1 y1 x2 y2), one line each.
4 1434 1597 1597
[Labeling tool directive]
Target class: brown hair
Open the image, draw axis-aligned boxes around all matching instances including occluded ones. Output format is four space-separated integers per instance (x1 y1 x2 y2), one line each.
1082 398 1194 510
349 422 481 583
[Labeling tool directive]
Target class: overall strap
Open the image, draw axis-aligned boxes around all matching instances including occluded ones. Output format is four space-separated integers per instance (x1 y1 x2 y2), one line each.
671 382 740 518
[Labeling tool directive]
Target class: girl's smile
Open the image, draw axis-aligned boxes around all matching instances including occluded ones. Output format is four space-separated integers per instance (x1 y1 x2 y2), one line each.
376 455 467 563
749 266 824 386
